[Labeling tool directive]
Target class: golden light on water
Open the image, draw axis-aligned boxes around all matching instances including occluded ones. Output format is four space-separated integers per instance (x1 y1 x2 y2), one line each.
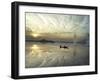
30 45 42 57
31 45 39 50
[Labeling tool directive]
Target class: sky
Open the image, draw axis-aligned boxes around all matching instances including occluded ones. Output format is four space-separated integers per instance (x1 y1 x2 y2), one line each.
25 12 89 34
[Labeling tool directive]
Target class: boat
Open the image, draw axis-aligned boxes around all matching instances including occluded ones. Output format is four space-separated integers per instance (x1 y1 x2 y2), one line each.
60 45 69 49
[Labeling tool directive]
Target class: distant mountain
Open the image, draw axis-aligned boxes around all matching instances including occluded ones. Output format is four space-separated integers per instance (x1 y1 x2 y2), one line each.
26 39 55 43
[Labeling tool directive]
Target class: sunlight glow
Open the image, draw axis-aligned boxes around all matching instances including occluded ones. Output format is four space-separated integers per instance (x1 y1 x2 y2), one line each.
32 33 39 37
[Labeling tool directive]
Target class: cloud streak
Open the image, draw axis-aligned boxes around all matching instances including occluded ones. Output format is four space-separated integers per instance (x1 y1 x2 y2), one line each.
26 12 89 34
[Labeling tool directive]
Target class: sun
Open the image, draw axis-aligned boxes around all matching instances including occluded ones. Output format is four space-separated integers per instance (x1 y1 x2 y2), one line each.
32 33 39 37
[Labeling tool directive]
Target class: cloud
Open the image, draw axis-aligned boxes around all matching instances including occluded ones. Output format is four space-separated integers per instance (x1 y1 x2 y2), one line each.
26 12 89 34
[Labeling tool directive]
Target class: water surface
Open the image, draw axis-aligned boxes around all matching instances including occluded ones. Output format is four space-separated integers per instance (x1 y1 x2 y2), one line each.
25 42 89 68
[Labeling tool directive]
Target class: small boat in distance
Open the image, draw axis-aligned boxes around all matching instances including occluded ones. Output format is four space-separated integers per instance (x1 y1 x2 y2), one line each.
60 45 69 49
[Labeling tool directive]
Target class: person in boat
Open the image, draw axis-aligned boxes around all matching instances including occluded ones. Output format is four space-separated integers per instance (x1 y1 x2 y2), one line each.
60 45 68 49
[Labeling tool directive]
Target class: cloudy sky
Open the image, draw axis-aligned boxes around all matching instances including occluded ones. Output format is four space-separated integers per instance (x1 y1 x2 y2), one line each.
25 12 89 34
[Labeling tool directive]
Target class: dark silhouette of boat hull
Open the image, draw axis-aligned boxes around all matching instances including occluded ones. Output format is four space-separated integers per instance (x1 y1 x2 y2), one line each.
60 45 69 49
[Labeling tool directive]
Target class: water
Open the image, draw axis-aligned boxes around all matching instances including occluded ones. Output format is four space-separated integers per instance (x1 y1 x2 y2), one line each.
25 42 89 68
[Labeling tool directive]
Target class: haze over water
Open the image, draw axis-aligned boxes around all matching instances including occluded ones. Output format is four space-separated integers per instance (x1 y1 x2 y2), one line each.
25 12 89 68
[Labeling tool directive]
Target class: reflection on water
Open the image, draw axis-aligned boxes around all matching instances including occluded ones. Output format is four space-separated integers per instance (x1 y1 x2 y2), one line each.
25 42 89 68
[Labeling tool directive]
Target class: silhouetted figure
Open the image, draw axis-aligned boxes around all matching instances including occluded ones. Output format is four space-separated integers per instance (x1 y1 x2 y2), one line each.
60 45 62 48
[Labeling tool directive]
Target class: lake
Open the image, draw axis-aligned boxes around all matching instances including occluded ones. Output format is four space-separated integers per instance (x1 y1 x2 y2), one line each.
25 42 89 68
